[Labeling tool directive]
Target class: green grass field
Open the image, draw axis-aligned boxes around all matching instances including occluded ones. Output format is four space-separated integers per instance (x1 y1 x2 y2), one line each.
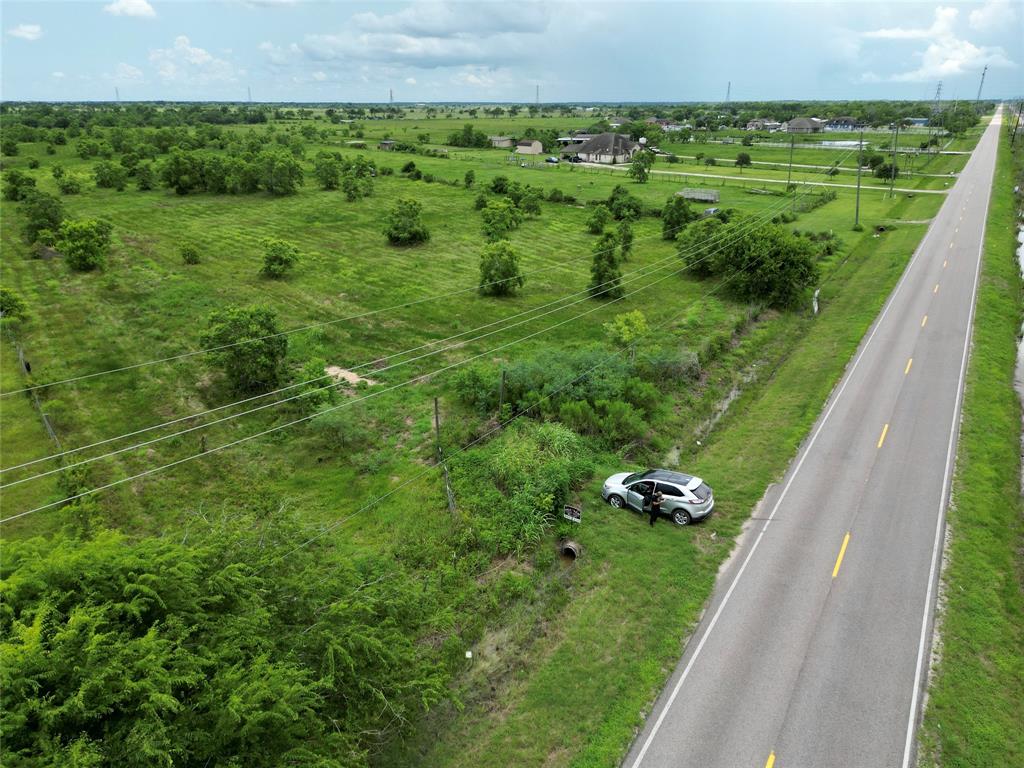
0 115 959 765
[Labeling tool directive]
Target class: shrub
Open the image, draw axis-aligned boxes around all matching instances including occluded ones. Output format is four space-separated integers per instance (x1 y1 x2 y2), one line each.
607 184 643 220
464 169 475 188
3 169 36 202
383 198 430 245
586 204 610 234
662 194 697 240
180 244 201 265
20 190 64 244
489 175 510 194
0 286 29 320
479 240 525 296
547 188 564 202
480 199 523 242
260 237 300 278
27 158 40 169
57 218 114 272
93 160 128 190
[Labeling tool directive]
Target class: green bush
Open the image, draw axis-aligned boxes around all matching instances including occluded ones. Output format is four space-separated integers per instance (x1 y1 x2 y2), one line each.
383 198 430 246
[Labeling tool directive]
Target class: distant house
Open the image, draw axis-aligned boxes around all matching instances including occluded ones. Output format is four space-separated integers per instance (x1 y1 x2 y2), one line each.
572 132 640 164
608 116 630 128
378 140 396 151
557 133 594 146
783 117 825 134
676 188 720 203
746 118 782 132
515 139 544 155
824 116 862 132
905 117 930 127
489 136 514 148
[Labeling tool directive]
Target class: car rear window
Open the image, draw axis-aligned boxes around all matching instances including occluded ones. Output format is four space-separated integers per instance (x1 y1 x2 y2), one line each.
693 482 712 501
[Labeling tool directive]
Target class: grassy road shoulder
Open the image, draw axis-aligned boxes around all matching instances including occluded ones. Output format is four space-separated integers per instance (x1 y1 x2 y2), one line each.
918 128 1024 766
395 197 933 767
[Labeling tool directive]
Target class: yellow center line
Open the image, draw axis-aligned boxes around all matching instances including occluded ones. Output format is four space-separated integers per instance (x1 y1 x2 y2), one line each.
934 283 939 294
955 226 959 233
943 259 948 268
921 314 928 328
905 357 913 375
765 753 776 768
949 241 954 249
832 532 851 578
877 423 889 448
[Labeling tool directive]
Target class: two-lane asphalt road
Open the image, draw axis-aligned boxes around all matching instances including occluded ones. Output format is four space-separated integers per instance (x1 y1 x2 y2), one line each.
624 109 1003 768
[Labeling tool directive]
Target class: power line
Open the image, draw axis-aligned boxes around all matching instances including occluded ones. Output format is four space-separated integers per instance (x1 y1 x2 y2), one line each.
1 148 856 519
0 215 694 398
0 170 845 526
2 147 856 489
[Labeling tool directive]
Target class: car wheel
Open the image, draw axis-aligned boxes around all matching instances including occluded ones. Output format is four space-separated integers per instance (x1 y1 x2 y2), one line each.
672 510 692 526
608 495 625 509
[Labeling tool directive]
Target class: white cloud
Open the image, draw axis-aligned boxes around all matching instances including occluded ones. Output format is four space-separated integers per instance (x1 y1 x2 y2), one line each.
52 71 65 79
889 37 1013 82
299 1 549 70
862 6 1015 83
865 6 958 40
405 77 417 85
107 62 145 84
351 2 549 38
104 0 156 18
312 70 326 81
7 24 42 41
969 0 1017 31
149 35 238 83
259 40 300 65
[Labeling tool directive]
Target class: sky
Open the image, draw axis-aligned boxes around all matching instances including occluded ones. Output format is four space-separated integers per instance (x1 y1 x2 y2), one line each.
1 0 1021 103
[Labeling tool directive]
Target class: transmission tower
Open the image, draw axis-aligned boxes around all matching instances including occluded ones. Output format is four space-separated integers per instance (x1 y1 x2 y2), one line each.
725 81 731 103
929 81 942 141
535 84 539 106
975 65 987 110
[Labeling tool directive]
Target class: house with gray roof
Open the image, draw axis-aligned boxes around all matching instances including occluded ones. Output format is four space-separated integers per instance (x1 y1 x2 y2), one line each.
570 132 640 164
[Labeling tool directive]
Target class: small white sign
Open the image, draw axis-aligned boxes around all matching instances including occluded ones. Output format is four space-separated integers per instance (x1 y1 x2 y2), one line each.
563 505 582 523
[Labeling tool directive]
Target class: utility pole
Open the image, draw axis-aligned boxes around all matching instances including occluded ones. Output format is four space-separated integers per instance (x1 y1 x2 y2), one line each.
535 84 540 107
889 121 901 199
854 128 864 229
247 85 252 104
389 88 393 105
114 86 120 103
1011 102 1023 146
786 132 795 211
725 80 731 104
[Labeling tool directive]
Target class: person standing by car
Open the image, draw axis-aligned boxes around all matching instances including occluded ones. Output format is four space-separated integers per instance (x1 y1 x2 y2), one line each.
649 489 663 527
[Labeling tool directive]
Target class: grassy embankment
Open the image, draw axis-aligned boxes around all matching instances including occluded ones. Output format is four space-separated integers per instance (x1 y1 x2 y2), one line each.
918 125 1023 766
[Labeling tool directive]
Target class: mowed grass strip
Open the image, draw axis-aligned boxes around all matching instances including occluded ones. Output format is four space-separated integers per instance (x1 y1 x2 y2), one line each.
917 130 1024 767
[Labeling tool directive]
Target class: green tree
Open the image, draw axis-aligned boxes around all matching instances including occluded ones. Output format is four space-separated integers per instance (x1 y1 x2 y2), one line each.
259 149 304 195
628 149 654 183
617 218 634 261
874 162 899 180
518 189 542 217
383 198 430 245
464 169 476 188
93 160 128 190
57 218 113 272
57 175 83 195
2 138 18 156
3 169 36 202
135 162 156 191
677 216 725 278
260 238 300 278
159 149 204 194
588 232 622 299
200 305 287 393
20 191 64 244
587 204 610 234
479 240 525 297
606 185 643 220
735 152 752 173
313 151 342 190
661 195 696 240
481 199 523 241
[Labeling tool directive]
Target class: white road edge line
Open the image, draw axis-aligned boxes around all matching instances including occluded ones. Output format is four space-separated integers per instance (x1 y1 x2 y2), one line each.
899 125 992 768
627 165 950 768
